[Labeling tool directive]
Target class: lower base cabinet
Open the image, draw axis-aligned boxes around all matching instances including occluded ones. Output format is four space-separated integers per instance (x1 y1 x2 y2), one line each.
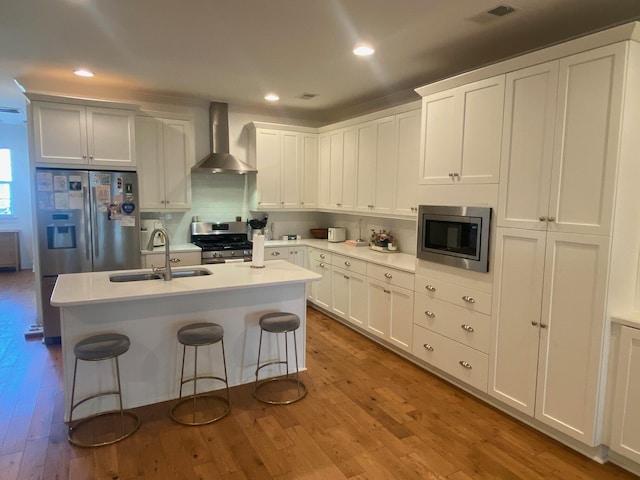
143 251 201 268
309 258 332 310
610 325 640 464
366 278 413 353
331 266 366 327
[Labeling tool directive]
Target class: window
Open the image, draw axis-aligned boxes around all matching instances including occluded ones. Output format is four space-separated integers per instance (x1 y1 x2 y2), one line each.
0 148 12 216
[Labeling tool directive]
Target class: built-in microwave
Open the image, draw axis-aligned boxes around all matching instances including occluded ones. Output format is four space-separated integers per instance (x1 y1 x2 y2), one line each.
417 205 491 273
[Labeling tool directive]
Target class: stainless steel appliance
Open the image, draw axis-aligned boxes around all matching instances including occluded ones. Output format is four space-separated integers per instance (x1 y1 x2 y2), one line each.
417 205 491 273
191 221 252 264
35 168 141 343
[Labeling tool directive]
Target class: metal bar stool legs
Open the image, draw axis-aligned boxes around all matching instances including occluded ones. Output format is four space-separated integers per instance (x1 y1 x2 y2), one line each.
254 312 307 405
170 322 231 426
67 333 140 447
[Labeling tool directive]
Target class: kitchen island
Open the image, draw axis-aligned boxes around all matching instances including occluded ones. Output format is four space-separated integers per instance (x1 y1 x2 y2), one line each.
51 260 320 420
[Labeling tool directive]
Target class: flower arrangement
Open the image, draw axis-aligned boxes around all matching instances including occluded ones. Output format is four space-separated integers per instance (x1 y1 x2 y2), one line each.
370 229 393 247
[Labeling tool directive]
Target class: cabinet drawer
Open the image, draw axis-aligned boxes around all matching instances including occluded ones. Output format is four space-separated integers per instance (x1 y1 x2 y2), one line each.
413 294 490 353
415 274 491 315
367 263 414 290
310 249 332 264
144 252 201 268
412 325 488 392
332 254 366 275
265 247 290 260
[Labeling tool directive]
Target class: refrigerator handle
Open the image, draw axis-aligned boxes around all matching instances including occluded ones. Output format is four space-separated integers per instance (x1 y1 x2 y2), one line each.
83 186 91 261
92 190 100 258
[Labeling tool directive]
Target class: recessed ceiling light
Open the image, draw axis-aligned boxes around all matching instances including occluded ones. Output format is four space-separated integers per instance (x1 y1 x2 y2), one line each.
353 44 375 56
264 93 280 102
74 69 94 78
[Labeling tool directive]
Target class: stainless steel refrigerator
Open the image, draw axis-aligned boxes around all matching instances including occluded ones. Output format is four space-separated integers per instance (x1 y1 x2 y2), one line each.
35 168 141 343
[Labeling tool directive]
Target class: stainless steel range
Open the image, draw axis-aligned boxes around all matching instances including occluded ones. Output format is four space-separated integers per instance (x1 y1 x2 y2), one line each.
191 221 252 264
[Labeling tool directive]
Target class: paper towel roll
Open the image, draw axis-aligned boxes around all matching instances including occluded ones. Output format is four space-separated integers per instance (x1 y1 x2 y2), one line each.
252 233 265 267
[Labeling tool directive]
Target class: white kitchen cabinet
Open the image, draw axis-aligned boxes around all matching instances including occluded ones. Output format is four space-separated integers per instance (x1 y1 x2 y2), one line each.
489 227 610 445
251 124 318 210
136 115 193 211
327 128 357 210
318 134 331 209
331 266 367 328
393 109 421 216
143 251 201 268
32 101 136 168
418 75 504 185
355 116 396 214
264 246 290 261
366 279 413 352
309 249 332 310
498 44 625 236
610 325 640 464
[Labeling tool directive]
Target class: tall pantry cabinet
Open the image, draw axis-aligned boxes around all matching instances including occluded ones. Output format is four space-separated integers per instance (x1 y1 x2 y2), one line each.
490 42 640 446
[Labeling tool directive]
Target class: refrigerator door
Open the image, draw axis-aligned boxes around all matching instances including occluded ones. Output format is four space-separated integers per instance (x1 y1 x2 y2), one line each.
36 169 92 276
89 171 141 271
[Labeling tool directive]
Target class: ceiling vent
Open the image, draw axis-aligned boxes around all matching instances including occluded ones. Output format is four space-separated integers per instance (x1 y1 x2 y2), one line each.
0 107 21 114
297 92 319 100
468 4 517 24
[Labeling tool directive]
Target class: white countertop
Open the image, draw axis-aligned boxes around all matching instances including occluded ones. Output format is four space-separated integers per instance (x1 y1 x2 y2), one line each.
612 312 640 329
140 243 201 255
265 239 417 273
51 260 320 307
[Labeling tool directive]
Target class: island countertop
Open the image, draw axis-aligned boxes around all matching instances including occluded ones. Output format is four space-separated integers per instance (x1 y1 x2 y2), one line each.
51 260 320 307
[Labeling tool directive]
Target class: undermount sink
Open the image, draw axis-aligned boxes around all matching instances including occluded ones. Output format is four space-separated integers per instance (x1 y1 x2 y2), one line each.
109 268 211 283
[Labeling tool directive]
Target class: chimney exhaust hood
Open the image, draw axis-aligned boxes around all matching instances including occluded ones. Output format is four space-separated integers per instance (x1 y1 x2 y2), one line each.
192 102 257 174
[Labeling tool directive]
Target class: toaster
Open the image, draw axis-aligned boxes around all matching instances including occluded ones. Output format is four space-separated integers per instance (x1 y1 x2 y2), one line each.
328 227 346 243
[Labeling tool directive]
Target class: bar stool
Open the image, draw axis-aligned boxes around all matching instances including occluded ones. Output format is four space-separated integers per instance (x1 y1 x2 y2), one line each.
254 312 307 404
170 322 231 426
68 333 140 447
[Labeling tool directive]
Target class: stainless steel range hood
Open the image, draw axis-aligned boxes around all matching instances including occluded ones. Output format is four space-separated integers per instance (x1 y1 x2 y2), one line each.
192 102 257 174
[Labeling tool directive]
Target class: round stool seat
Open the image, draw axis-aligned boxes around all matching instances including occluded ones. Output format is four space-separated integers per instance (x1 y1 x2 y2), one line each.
259 312 300 333
177 322 224 346
74 333 130 361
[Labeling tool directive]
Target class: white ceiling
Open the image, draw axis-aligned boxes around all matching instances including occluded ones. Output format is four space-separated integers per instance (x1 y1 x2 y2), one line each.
1 0 640 125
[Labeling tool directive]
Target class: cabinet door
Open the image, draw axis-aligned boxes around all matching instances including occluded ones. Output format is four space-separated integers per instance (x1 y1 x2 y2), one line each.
318 134 331 208
136 116 166 210
341 128 357 210
489 228 546 415
394 109 420 216
610 326 640 463
329 131 345 208
498 62 558 230
281 132 301 208
255 130 282 209
301 134 318 209
348 272 367 328
32 102 88 165
355 122 377 211
288 247 306 268
162 119 192 210
419 90 458 184
86 107 136 167
535 232 609 445
549 44 625 236
310 260 332 310
366 279 388 339
373 116 396 214
331 268 349 319
388 286 414 352
457 75 504 184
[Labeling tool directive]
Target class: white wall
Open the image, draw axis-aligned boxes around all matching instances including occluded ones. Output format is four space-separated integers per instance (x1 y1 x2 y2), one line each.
0 122 33 269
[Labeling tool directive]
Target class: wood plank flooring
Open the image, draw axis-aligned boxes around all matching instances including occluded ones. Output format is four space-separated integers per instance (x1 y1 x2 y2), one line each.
0 269 638 479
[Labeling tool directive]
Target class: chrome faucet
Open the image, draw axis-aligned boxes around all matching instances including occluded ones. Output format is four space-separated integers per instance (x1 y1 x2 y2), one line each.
146 228 172 281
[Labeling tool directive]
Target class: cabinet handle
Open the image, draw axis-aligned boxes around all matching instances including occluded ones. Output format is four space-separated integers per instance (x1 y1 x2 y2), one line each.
281 201 284 205
319 262 325 268
425 285 436 292
448 173 454 178
462 296 475 304
89 154 94 160
531 321 539 326
82 154 87 159
540 323 548 329
453 172 459 178
271 251 280 256
170 258 181 263
383 289 391 294
459 361 472 370
337 203 342 207
547 217 555 222
320 254 325 259
461 324 474 332
423 344 434 351
344 261 351 266
384 273 392 279
539 216 547 221
424 310 435 318
165 200 170 204
343 275 349 280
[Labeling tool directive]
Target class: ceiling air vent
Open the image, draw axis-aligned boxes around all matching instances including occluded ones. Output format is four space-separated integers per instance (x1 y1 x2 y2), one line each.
297 92 319 100
0 107 21 114
468 4 517 24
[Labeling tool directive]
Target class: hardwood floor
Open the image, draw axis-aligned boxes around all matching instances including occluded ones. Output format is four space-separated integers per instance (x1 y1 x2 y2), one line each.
0 269 638 479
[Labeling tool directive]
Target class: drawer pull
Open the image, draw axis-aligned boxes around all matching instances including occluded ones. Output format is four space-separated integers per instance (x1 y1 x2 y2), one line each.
271 251 280 256
170 258 181 263
383 289 391 294
462 296 475 304
531 321 539 327
425 285 436 292
343 275 350 280
344 261 351 266
319 262 325 268
423 344 434 351
320 254 326 259
459 361 472 370
424 311 435 318
540 323 548 329
461 324 474 332
384 273 392 279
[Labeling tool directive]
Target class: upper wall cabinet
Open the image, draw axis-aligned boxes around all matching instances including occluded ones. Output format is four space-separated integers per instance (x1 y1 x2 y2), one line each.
32 101 136 168
250 124 318 210
393 109 421 216
323 127 357 211
418 75 504 185
136 115 193 211
498 44 626 236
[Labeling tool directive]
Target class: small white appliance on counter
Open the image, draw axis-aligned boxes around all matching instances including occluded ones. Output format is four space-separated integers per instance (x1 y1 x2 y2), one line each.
328 227 346 243
141 220 165 248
